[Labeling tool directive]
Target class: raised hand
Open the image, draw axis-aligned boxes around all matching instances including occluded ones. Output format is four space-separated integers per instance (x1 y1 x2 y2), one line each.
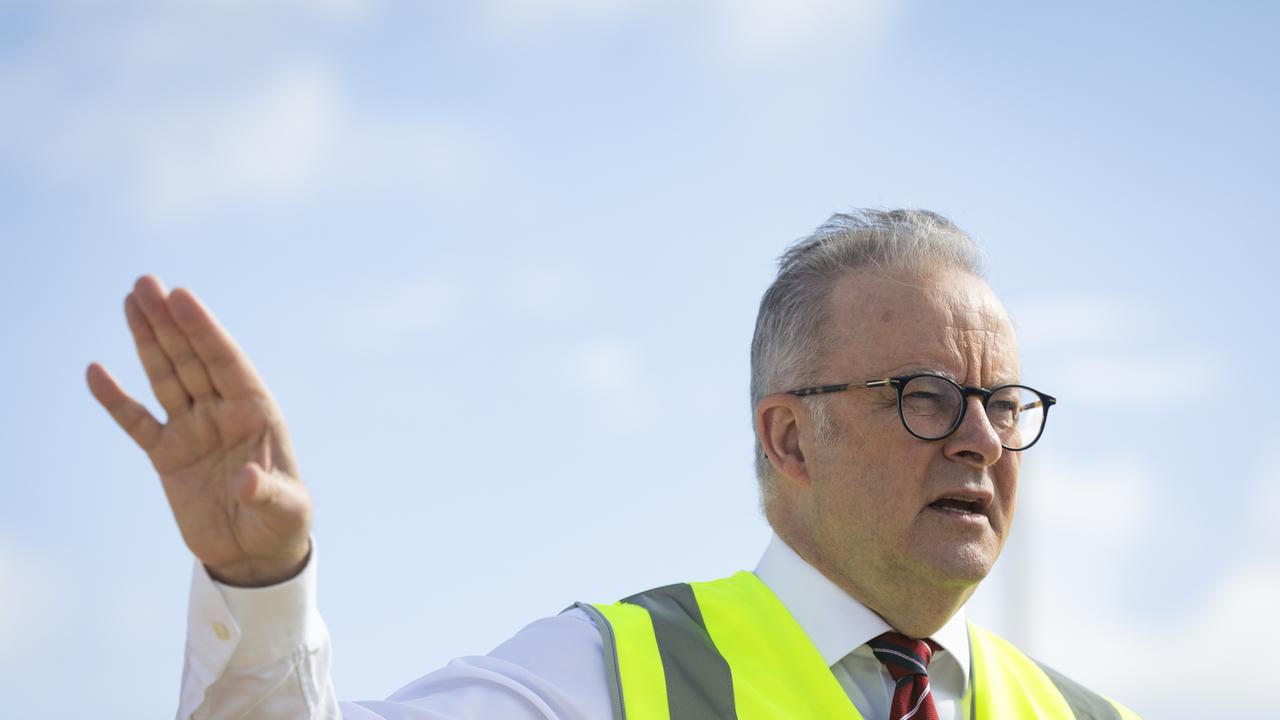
87 276 312 587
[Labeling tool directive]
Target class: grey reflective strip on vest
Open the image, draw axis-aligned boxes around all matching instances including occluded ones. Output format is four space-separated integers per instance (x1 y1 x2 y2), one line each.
622 583 738 720
569 602 628 720
1035 661 1123 720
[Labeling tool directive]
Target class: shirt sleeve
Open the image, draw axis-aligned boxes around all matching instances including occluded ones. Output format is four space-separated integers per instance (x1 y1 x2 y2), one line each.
179 547 338 719
177 548 614 720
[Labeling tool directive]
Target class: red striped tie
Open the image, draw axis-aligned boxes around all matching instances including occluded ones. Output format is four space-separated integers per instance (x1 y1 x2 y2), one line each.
867 632 940 720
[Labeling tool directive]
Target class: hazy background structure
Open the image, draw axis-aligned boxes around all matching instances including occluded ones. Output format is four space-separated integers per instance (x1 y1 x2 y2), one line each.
2 2 1277 717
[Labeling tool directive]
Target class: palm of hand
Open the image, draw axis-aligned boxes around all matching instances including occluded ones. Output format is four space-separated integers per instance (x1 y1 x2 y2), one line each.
157 397 300 575
89 276 312 587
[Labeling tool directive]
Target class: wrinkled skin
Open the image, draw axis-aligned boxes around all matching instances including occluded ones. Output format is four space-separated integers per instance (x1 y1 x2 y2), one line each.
757 268 1021 637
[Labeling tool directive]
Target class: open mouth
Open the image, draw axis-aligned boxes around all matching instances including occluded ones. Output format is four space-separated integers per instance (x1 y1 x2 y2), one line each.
928 497 985 515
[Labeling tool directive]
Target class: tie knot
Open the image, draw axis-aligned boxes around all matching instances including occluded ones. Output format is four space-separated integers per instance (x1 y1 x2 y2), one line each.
867 631 935 680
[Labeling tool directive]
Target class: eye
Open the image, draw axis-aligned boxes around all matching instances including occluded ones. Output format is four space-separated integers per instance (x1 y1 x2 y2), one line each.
902 390 946 415
988 399 1018 415
986 388 1029 428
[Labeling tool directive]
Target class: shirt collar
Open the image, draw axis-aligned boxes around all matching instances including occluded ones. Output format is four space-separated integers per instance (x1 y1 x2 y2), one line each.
752 533 971 683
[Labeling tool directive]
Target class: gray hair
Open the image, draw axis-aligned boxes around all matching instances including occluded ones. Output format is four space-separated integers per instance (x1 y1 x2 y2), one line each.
750 208 986 495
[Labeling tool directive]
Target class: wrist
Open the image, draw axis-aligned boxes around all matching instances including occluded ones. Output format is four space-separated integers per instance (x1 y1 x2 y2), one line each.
206 539 312 588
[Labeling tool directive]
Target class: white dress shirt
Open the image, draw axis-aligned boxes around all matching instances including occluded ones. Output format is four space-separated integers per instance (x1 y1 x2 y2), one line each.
754 534 969 720
179 535 971 719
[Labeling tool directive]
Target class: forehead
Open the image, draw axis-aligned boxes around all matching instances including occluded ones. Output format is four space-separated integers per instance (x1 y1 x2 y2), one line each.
820 268 1019 381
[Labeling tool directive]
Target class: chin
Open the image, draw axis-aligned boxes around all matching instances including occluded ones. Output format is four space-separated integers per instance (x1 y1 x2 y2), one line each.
918 544 998 587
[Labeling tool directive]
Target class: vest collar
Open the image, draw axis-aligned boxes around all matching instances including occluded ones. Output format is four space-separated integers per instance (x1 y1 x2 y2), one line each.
753 533 971 688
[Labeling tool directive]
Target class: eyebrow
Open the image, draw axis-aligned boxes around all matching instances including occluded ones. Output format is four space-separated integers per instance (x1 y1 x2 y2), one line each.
882 365 957 381
883 366 1021 388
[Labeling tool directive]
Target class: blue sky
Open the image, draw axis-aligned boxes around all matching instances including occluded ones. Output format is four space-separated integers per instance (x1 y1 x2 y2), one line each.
2 1 1277 717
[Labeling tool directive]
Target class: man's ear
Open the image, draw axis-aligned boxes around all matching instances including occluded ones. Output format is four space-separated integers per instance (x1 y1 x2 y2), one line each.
755 394 812 488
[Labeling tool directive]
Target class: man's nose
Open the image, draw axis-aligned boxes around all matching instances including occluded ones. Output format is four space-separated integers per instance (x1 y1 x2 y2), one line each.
942 396 1003 467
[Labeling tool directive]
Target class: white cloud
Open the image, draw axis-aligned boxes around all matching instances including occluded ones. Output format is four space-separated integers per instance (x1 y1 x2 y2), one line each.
474 0 893 64
709 0 892 63
0 6 494 220
1009 295 1154 351
0 541 64 670
339 275 459 344
471 0 642 52
300 0 378 21
568 338 654 430
505 264 572 315
141 66 338 215
1008 293 1225 411
1031 563 1280 716
1247 438 1280 556
574 338 641 394
487 0 637 25
1022 452 1155 542
1009 448 1280 716
103 0 377 26
1057 349 1223 409
137 64 495 218
337 115 493 194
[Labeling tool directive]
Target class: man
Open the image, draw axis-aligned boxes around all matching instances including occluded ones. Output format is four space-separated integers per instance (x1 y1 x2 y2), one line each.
88 209 1139 719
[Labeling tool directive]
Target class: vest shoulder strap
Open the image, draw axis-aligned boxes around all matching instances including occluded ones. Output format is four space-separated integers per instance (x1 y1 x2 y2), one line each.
968 623 1141 720
581 571 859 720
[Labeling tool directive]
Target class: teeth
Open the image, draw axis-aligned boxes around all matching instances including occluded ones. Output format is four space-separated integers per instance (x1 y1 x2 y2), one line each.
931 497 981 514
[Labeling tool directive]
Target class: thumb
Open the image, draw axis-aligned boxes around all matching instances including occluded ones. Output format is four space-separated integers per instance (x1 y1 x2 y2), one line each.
235 461 278 507
233 461 312 537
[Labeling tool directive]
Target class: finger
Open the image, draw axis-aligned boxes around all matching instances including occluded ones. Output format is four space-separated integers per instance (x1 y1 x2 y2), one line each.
168 287 268 399
86 362 164 451
124 291 192 417
132 276 217 403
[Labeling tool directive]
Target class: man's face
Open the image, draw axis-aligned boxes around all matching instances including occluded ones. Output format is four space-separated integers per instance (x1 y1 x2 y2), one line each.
796 268 1021 604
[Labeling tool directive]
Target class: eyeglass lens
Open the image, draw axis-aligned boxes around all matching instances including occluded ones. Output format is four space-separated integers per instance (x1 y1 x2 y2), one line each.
899 375 1046 450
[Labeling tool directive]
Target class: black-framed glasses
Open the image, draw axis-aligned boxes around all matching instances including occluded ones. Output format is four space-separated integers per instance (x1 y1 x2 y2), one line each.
788 373 1057 451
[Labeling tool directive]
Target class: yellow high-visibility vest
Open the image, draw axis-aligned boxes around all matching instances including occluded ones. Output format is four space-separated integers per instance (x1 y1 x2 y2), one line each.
574 571 1140 719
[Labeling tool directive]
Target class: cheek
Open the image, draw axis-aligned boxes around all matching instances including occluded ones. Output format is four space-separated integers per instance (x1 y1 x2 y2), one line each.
811 459 899 525
807 459 876 529
992 459 1021 524
808 422 918 516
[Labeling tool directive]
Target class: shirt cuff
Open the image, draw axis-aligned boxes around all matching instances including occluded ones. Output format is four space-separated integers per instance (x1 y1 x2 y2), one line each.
228 556 318 664
187 541 322 671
